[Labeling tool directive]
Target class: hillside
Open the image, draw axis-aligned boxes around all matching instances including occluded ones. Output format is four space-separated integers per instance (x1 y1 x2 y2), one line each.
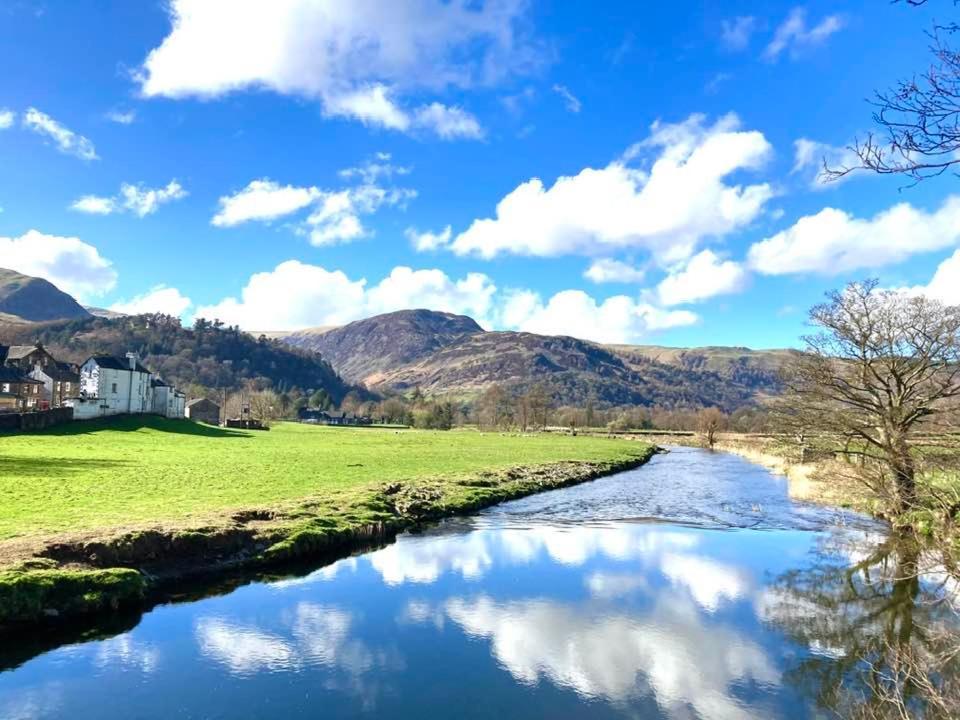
283 309 483 385
278 309 791 411
0 314 353 401
0 268 90 323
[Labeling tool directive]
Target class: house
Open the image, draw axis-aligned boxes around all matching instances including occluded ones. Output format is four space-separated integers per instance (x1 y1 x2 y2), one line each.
297 408 372 426
0 366 44 412
0 343 57 374
29 361 80 409
186 397 220 425
66 352 185 420
152 377 187 420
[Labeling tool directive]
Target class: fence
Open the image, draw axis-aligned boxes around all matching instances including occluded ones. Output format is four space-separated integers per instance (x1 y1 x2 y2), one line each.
0 407 74 432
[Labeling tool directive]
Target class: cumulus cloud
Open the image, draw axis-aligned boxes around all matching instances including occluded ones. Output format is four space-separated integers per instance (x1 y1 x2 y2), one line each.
0 229 117 300
412 102 484 139
748 196 960 276
764 8 844 61
406 225 453 251
22 108 97 160
720 16 758 51
213 177 414 246
583 258 646 284
108 285 193 318
552 84 581 113
212 180 321 227
71 181 187 217
0 109 14 129
137 0 534 138
499 288 698 344
899 250 960 305
792 138 860 189
194 261 496 330
194 259 686 343
656 250 748 305
450 113 773 265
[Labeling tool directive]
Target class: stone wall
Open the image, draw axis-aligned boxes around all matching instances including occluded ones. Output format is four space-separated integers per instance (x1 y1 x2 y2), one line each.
0 407 74 432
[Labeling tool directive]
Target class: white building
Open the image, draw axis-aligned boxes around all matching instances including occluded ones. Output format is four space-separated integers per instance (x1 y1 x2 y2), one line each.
67 353 185 420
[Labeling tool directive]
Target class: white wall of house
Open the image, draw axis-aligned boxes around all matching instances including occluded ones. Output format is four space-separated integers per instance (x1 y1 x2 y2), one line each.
151 385 186 419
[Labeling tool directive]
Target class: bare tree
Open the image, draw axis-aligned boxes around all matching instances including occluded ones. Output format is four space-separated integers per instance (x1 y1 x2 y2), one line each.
827 3 960 184
248 389 282 426
781 280 960 515
696 407 726 449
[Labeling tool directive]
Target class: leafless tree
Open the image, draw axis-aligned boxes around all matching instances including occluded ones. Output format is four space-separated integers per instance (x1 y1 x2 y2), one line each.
696 407 726 449
826 2 960 184
781 280 960 516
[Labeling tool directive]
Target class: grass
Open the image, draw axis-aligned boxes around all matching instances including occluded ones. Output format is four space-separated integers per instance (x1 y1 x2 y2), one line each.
0 416 655 625
0 416 650 542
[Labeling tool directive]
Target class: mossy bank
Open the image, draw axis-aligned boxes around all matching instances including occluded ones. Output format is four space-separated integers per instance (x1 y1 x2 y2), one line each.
0 418 656 627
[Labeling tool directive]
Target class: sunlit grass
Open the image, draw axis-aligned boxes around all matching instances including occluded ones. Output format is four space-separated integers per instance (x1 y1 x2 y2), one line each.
0 416 649 540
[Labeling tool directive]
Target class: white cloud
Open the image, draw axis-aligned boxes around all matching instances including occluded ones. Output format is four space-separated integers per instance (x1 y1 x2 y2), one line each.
304 185 416 246
212 180 322 227
194 261 496 330
70 181 187 217
583 258 645 284
0 229 117 300
109 285 193 318
0 109 14 129
70 195 116 215
720 16 757 51
552 84 581 113
500 288 698 344
213 178 414 246
451 113 773 265
412 102 484 139
792 138 860 189
137 0 534 138
748 196 960 276
656 250 748 305
194 259 686 342
106 109 136 125
900 250 960 305
22 108 97 160
406 225 453 252
764 8 844 61
339 154 410 184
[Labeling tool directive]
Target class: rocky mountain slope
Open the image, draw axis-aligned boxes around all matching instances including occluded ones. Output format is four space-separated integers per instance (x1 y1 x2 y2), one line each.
280 309 792 410
0 268 91 323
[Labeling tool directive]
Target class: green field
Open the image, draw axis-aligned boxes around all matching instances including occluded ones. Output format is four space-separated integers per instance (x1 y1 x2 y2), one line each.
0 416 650 542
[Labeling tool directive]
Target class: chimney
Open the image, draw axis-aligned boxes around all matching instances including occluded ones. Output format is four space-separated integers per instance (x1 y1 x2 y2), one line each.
126 352 139 370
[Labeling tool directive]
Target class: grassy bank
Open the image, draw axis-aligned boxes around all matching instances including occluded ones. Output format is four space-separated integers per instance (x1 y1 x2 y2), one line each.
0 417 655 625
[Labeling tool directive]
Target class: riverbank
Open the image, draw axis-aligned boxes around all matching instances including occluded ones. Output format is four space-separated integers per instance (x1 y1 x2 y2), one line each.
0 418 656 627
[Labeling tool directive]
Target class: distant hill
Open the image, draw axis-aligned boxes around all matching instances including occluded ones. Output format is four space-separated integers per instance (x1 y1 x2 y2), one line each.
283 309 484 386
278 309 792 411
84 306 127 319
0 314 354 401
0 268 91 323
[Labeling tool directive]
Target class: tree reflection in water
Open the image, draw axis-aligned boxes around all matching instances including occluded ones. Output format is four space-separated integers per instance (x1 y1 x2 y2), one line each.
764 531 959 718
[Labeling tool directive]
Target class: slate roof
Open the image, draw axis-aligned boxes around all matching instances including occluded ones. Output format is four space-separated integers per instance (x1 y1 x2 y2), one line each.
86 355 152 373
0 366 42 384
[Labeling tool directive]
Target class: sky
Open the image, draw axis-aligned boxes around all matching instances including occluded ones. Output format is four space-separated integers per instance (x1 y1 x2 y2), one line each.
1 0 958 349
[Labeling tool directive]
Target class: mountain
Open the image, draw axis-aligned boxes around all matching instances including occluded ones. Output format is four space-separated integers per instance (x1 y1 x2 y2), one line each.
0 314 353 401
279 309 791 411
0 268 91 323
283 309 484 385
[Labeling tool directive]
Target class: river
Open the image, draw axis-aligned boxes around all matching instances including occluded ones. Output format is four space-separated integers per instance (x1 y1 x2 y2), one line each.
0 447 953 719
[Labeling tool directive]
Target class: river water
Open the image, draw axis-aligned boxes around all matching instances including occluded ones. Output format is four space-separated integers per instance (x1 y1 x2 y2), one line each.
0 447 951 719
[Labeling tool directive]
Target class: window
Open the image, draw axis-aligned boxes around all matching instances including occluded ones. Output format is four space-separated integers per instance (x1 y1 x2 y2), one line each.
1 384 8 393
111 383 118 394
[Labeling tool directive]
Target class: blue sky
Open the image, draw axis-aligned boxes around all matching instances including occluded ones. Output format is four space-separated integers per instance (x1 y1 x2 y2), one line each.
0 0 957 349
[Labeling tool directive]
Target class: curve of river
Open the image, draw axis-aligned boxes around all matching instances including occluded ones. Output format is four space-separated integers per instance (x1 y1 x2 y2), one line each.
0 447 950 719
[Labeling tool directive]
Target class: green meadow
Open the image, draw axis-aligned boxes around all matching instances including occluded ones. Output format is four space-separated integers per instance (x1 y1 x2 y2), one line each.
0 416 651 542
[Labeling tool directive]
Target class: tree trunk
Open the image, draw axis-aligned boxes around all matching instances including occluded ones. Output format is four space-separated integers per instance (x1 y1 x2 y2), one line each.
891 454 918 514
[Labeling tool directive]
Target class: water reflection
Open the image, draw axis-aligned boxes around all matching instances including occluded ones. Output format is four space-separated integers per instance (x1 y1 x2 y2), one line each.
1 448 952 719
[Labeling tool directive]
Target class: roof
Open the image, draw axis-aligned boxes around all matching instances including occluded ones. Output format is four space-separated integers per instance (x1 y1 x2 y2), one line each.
35 362 79 382
151 377 169 387
85 355 152 373
4 345 40 361
187 397 219 408
0 366 42 384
